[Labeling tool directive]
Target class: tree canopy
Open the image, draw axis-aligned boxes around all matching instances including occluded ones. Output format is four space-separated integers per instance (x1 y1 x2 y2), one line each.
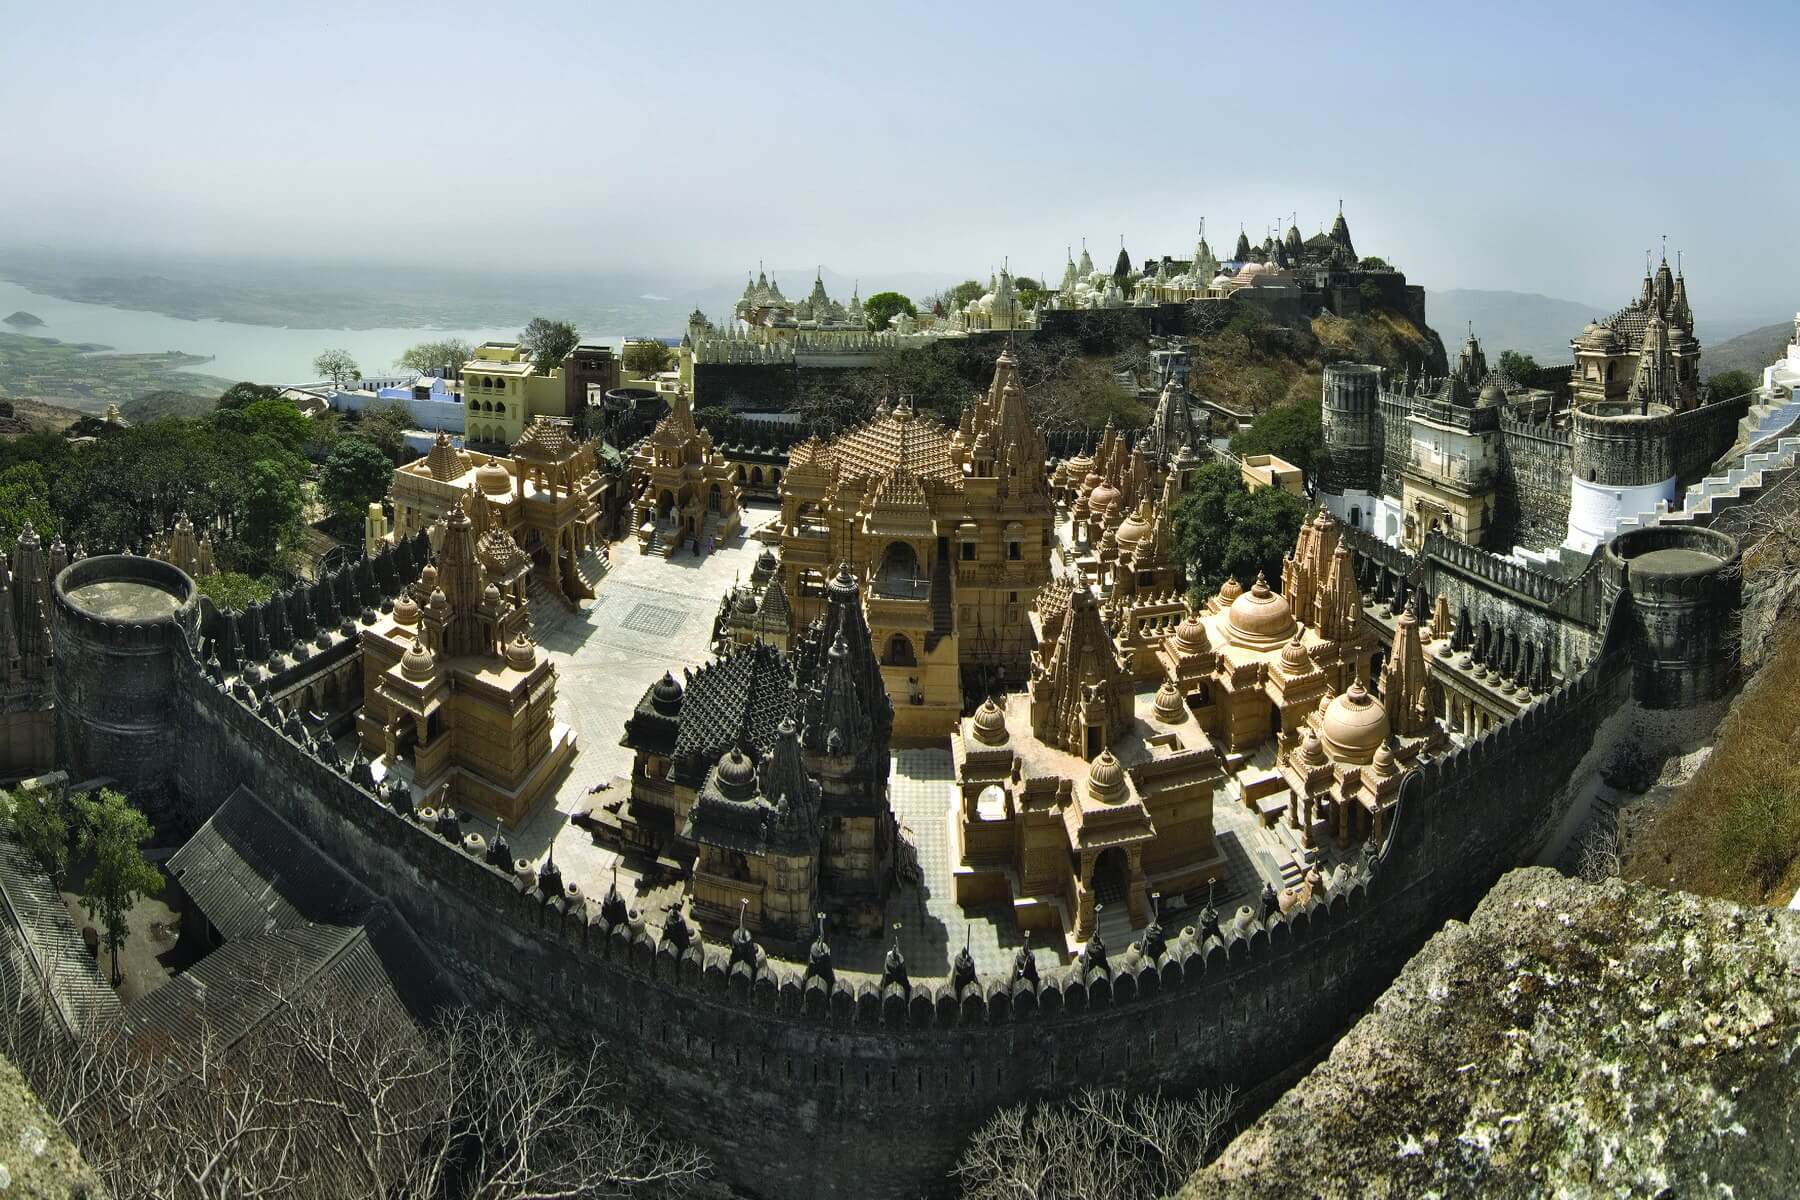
3 781 70 888
312 348 361 389
1172 462 1308 595
195 570 275 614
1498 350 1541 383
862 291 916 332
622 340 672 377
946 280 985 311
319 436 393 533
215 381 283 411
396 338 473 374
519 317 579 374
1708 369 1757 400
347 400 415 462
75 788 163 987
1229 400 1322 482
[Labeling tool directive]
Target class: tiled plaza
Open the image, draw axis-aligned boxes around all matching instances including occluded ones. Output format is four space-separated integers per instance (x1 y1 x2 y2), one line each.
456 502 1296 977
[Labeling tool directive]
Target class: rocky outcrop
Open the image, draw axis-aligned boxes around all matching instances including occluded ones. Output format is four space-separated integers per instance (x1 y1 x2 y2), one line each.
1183 867 1800 1199
2 311 45 328
0 1053 105 1197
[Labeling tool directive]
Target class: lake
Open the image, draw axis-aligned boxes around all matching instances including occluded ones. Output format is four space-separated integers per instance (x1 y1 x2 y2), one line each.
0 278 624 387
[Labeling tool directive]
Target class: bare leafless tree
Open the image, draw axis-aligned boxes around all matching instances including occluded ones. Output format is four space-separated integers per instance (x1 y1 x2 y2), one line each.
0 930 709 1200
951 1086 1236 1200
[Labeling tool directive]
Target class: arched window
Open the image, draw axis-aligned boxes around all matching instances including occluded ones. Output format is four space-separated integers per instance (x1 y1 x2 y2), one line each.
771 469 782 484
877 541 923 598
751 467 764 485
736 465 746 482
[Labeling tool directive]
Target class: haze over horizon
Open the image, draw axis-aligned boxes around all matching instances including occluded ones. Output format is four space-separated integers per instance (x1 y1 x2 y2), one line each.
3 0 1795 320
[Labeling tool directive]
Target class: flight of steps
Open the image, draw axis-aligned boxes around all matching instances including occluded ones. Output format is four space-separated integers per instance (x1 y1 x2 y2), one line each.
644 524 677 559
700 512 723 553
568 546 609 594
923 558 954 652
1093 899 1137 951
1554 392 1800 552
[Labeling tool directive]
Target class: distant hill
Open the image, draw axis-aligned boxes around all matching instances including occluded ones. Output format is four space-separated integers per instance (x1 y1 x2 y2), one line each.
1703 321 1794 380
2 310 44 327
1426 290 1603 362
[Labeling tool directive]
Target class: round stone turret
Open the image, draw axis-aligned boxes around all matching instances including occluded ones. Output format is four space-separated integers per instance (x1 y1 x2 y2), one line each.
52 554 199 798
1604 525 1740 708
1320 363 1382 529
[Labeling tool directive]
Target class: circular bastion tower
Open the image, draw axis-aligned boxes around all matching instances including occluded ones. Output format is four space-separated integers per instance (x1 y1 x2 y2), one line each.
52 555 200 796
1602 525 1740 708
1319 363 1383 534
1566 401 1678 554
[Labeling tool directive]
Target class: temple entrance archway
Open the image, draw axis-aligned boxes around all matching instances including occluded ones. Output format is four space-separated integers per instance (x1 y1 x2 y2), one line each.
1091 847 1130 910
658 490 676 519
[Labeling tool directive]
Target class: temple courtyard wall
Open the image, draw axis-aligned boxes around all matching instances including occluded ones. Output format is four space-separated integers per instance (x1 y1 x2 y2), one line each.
161 557 1637 1198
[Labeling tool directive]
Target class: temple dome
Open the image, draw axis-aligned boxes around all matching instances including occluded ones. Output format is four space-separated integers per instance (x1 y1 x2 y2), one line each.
1217 576 1243 604
393 592 419 626
1278 633 1313 673
972 698 1010 746
1300 727 1329 767
651 671 684 714
1174 612 1210 653
401 637 436 681
476 461 511 495
715 748 757 800
1088 481 1122 512
1086 749 1127 803
1579 322 1619 351
1319 680 1390 764
1153 680 1186 723
1116 502 1153 550
505 634 536 671
1477 380 1507 407
1225 574 1298 650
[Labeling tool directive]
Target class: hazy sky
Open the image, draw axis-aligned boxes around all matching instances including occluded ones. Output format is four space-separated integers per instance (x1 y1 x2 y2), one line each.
4 0 1796 317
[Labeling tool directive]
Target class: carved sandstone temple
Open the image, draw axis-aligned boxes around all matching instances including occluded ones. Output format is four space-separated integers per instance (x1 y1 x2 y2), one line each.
630 388 742 557
778 345 1053 739
358 500 574 825
389 423 610 605
953 512 1440 946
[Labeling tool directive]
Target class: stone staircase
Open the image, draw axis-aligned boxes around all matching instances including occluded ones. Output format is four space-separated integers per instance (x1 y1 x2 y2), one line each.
699 512 723 555
1510 391 1800 566
644 523 678 559
1094 899 1137 951
924 557 954 652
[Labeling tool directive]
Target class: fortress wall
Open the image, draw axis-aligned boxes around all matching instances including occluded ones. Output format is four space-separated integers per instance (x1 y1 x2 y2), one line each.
693 361 800 411
164 576 1637 1198
1497 414 1572 550
1671 393 1753 483
1376 390 1409 500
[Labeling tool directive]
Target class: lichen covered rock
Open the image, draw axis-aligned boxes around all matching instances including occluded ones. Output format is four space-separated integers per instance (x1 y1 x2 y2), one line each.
1184 867 1800 1199
0 1053 104 1198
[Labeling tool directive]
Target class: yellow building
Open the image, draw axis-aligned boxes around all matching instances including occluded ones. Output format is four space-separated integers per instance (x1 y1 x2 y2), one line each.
1241 453 1305 496
461 341 620 446
777 345 1054 739
358 500 575 826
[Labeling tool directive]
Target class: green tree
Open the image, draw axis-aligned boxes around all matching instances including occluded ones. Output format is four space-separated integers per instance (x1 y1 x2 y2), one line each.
0 463 58 548
1708 369 1757 401
622 340 672 377
1358 256 1392 271
1014 276 1047 311
1498 350 1542 382
4 781 70 888
355 401 415 462
396 338 474 374
862 291 916 332
519 317 580 374
1172 462 1308 594
215 381 283 411
239 398 313 463
312 349 361 390
196 571 274 613
240 458 303 571
694 405 735 428
319 436 393 532
74 788 163 987
946 280 985 311
1230 400 1322 481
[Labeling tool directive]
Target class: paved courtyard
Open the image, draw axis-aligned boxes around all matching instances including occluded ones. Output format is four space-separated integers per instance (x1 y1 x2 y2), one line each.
455 499 1297 977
